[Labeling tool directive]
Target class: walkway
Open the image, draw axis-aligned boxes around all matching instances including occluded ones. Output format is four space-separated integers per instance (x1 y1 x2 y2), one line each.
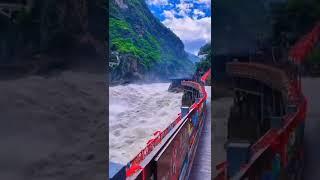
189 86 212 179
302 77 320 180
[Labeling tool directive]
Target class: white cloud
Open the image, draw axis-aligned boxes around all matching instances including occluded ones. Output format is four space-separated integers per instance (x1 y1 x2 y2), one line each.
198 0 211 7
162 16 211 52
146 0 169 6
193 9 205 19
167 2 174 8
176 2 194 17
162 10 176 19
151 0 211 54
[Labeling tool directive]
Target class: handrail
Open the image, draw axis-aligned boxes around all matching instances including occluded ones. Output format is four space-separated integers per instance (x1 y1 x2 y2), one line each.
231 95 307 179
289 21 320 64
227 62 290 94
229 73 307 179
215 20 316 180
250 129 278 155
125 69 211 178
201 68 211 82
215 59 308 179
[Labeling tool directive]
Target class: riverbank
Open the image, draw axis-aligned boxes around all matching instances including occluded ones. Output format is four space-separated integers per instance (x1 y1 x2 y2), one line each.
0 71 107 180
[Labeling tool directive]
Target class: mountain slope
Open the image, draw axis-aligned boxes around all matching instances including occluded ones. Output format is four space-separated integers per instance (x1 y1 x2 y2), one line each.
109 0 193 83
196 43 211 73
187 52 201 64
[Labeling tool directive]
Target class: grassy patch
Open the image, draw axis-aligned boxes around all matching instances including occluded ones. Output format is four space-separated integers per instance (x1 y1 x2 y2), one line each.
112 38 143 56
110 17 161 68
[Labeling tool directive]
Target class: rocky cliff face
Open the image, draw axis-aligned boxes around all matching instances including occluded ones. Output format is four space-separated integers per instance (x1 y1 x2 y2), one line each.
109 0 193 83
0 0 106 75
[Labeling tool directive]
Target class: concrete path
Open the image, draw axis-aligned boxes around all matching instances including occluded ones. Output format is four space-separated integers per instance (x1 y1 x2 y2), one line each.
211 97 233 177
302 78 320 180
189 86 212 180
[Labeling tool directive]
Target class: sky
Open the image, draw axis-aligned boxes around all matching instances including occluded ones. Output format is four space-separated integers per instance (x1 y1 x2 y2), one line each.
146 0 211 55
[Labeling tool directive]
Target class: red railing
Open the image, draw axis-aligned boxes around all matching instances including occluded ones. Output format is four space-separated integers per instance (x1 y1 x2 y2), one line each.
226 62 290 99
215 57 308 179
250 129 278 155
214 19 317 180
226 76 308 179
127 115 182 173
215 161 228 180
201 68 211 82
125 69 211 178
289 21 320 64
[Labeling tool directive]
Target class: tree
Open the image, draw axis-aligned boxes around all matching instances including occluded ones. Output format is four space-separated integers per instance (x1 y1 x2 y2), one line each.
196 43 211 74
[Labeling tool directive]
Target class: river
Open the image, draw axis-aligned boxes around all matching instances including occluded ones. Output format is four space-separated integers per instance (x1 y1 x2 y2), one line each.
109 83 183 164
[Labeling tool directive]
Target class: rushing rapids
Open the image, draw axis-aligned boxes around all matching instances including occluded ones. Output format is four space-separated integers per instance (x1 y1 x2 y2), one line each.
109 69 211 179
109 83 183 164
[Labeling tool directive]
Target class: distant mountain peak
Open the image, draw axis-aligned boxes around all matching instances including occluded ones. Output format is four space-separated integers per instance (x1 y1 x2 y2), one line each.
187 52 200 64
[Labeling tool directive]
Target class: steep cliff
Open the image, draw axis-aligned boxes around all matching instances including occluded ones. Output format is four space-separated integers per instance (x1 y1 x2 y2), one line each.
109 0 193 83
0 0 106 75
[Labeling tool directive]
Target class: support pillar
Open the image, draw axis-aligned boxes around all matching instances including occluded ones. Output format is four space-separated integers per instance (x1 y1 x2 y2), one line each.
191 98 201 126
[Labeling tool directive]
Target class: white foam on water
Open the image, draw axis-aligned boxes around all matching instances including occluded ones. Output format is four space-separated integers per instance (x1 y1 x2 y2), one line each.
109 83 183 164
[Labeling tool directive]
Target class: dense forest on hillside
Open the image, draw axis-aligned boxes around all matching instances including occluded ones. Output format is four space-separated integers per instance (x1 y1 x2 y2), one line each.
109 0 193 83
196 43 211 74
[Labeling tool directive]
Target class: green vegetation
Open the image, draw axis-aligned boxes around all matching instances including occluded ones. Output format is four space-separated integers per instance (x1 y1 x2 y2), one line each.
109 0 193 75
198 43 211 56
110 18 130 31
109 18 134 38
109 17 161 68
196 43 212 73
112 38 142 55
